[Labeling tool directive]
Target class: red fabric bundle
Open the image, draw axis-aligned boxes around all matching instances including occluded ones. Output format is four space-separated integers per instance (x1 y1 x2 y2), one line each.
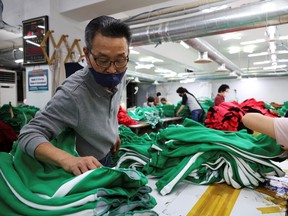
204 98 278 131
117 106 139 126
0 120 18 152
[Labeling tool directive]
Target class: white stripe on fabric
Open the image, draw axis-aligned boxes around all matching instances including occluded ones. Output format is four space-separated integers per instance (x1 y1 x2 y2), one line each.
159 152 204 195
0 169 99 211
52 169 95 198
214 142 285 176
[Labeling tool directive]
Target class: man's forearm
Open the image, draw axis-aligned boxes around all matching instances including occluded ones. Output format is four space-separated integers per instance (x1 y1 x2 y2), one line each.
34 142 74 168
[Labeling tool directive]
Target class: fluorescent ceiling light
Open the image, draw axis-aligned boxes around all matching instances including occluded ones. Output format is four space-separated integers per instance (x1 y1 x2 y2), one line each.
135 63 154 69
154 68 173 73
240 39 266 45
278 59 288 63
228 46 241 54
263 65 287 70
139 56 163 63
18 47 23 51
162 71 177 78
253 60 270 65
180 78 196 83
129 49 139 54
222 32 242 41
279 35 288 40
277 50 288 54
242 45 256 53
248 52 268 57
179 41 190 49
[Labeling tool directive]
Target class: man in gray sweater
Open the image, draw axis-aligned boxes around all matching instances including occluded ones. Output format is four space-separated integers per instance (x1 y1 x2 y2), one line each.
18 16 131 176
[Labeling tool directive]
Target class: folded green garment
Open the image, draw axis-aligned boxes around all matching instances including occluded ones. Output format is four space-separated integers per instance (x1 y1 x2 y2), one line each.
0 128 157 215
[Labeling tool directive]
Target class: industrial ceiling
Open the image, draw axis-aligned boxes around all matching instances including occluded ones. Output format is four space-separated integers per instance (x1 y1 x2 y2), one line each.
0 0 288 83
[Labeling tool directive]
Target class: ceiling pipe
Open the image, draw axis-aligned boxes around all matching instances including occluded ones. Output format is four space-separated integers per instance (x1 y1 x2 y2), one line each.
124 0 236 26
130 0 288 46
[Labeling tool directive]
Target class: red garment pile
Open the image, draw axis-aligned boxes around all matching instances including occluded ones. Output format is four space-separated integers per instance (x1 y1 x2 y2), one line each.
117 106 139 126
204 98 278 132
0 120 18 152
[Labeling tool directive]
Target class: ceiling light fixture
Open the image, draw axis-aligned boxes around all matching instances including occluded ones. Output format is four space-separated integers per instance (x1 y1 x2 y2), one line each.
135 63 154 69
216 63 228 72
248 52 268 57
180 78 196 83
153 80 159 85
228 46 241 54
134 77 140 83
263 64 287 70
240 39 266 45
242 45 256 53
139 56 163 63
253 60 271 65
194 51 212 63
222 32 242 41
129 49 140 54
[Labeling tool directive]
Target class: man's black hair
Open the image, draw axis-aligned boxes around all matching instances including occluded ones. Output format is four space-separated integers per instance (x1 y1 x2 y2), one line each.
85 16 131 52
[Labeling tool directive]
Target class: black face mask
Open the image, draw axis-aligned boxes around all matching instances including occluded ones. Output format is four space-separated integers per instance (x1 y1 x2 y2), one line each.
89 67 126 88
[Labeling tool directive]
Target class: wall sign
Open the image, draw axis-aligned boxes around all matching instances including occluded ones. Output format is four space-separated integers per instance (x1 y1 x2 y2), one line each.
22 16 49 65
28 69 49 91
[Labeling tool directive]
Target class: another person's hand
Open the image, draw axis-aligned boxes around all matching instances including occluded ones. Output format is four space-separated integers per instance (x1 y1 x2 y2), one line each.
60 156 102 176
111 135 121 155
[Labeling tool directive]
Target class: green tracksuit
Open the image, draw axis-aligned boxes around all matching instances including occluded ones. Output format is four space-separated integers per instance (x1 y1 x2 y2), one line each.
117 119 286 196
0 128 157 215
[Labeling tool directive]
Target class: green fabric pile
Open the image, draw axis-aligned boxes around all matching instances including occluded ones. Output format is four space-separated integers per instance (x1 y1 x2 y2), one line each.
116 119 286 195
127 107 163 128
0 103 39 132
0 128 158 215
156 104 175 117
113 125 155 170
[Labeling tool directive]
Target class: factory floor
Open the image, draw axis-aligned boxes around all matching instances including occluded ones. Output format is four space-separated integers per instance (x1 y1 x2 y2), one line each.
148 160 288 216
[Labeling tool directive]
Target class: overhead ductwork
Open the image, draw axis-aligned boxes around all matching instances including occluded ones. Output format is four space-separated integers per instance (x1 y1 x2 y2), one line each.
130 0 288 46
0 48 23 68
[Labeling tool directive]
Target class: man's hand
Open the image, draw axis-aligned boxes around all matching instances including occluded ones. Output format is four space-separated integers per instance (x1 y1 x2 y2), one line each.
60 156 102 176
111 135 121 155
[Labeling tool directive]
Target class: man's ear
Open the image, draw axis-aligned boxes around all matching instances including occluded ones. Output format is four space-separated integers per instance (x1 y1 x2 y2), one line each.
83 47 91 66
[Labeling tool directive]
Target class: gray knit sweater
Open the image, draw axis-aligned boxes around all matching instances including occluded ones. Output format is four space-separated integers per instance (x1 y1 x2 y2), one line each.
18 66 124 160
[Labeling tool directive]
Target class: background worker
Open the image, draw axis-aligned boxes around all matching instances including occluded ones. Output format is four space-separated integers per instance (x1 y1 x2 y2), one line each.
214 84 230 106
176 87 204 123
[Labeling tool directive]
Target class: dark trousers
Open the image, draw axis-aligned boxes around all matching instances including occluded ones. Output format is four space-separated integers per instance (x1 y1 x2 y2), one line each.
99 152 112 167
191 109 204 122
